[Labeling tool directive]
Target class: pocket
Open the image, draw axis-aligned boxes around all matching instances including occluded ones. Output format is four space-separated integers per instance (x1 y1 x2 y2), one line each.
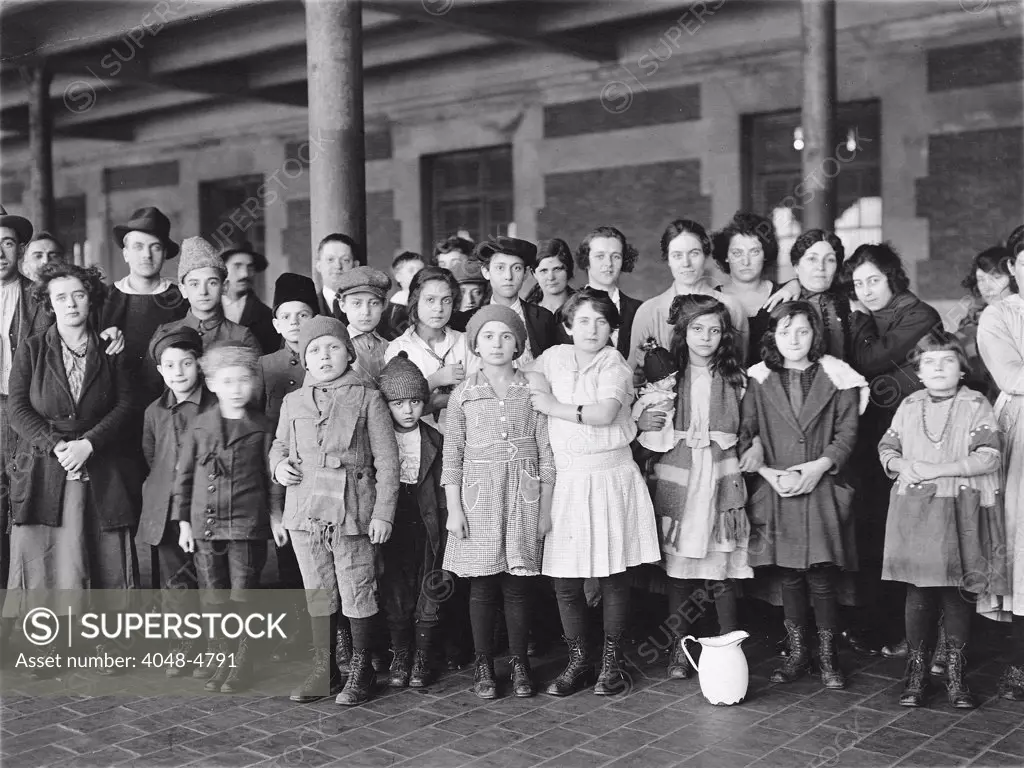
519 467 541 505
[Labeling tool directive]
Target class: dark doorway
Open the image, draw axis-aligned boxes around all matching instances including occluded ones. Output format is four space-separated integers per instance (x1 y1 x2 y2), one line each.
199 174 267 299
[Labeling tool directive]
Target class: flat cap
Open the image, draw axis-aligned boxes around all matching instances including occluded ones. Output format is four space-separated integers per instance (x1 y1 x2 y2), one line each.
337 265 392 299
449 259 487 285
149 325 203 364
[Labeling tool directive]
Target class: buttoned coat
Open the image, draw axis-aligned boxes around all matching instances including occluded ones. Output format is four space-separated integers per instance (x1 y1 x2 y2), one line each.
410 422 446 557
738 358 866 570
8 325 137 530
260 345 304 425
269 369 399 534
172 406 274 541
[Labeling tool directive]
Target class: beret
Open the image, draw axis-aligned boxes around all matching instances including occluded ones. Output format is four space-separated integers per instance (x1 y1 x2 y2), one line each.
149 325 203 364
474 236 538 270
337 265 392 299
465 304 528 360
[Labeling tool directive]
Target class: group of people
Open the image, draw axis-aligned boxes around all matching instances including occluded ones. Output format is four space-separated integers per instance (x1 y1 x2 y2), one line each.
1 202 1022 716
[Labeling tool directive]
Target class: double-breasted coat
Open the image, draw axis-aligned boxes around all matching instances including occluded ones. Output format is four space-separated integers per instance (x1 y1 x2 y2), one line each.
8 325 137 530
739 357 867 570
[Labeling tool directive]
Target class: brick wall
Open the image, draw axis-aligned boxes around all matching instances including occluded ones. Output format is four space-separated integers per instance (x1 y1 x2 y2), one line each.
927 37 1022 92
537 159 712 301
915 127 1023 301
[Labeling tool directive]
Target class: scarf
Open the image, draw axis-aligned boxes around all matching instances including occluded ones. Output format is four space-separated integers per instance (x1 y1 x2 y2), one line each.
673 365 742 441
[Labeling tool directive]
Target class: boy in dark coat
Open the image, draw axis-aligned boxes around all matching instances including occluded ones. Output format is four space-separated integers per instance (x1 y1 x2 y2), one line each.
377 351 448 688
139 326 217 676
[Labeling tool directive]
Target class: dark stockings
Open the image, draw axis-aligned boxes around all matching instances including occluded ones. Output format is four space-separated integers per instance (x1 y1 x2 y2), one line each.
667 578 738 637
553 572 631 638
780 565 839 630
905 586 973 649
468 574 531 657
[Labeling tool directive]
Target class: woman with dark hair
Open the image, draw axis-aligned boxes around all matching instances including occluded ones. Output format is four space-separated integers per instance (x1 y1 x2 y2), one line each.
845 243 942 655
955 246 1015 403
629 220 748 380
525 238 575 315
3 263 137 632
574 226 643 359
790 230 852 361
713 212 779 366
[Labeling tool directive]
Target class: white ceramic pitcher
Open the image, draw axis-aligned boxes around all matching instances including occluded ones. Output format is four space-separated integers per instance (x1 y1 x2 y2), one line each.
681 630 750 706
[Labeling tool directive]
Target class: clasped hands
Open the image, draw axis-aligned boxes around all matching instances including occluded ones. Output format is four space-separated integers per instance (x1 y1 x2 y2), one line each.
53 439 93 473
738 439 832 497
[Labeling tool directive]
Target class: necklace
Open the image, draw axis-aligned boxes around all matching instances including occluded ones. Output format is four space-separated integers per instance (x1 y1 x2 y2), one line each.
61 337 88 359
922 394 956 446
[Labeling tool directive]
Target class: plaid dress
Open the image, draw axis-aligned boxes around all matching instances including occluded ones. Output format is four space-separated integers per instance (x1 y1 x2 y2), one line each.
441 371 555 577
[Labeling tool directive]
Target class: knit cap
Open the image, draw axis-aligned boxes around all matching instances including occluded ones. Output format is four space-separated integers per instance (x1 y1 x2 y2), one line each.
465 304 528 359
177 236 226 283
200 340 260 377
298 315 356 366
378 351 430 402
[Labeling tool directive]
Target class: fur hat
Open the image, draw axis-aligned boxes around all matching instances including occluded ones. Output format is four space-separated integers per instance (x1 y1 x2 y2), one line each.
298 315 356 365
378 351 430 402
113 206 179 258
640 337 677 383
465 304 528 359
0 205 32 245
177 236 226 283
149 325 203 365
337 265 392 300
200 340 260 377
474 236 538 269
272 273 319 314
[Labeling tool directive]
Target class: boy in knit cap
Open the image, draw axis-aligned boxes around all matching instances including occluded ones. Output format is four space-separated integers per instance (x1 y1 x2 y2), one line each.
174 340 286 694
270 316 399 706
377 351 447 688
337 265 391 386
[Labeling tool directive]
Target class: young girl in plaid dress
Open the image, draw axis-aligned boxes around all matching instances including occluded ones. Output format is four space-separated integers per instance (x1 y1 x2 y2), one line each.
442 305 555 700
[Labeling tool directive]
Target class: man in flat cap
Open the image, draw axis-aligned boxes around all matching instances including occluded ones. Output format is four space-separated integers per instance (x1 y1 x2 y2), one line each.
450 236 559 367
219 240 280 355
337 265 392 386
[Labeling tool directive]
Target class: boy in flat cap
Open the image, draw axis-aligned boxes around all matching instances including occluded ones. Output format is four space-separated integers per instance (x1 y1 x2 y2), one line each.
450 236 559 368
337 265 392 386
174 341 286 694
377 352 448 689
139 325 217 675
270 317 399 707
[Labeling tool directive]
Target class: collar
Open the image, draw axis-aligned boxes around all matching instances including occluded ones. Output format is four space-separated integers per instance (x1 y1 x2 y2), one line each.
115 275 175 295
186 311 225 331
348 326 384 341
161 384 212 410
302 367 362 391
587 284 620 305
323 287 338 307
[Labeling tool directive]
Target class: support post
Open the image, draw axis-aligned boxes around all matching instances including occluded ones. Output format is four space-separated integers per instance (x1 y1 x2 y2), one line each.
305 0 366 274
800 0 837 231
23 64 54 233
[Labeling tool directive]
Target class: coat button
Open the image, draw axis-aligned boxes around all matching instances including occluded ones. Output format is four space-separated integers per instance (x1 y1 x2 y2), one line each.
356 472 363 479
207 485 215 492
289 380 295 386
798 438 805 443
208 473 216 480
205 530 213 537
290 359 297 366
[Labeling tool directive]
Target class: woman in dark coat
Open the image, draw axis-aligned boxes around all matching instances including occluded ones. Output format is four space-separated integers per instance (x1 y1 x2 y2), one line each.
845 243 942 653
3 263 138 624
791 230 852 361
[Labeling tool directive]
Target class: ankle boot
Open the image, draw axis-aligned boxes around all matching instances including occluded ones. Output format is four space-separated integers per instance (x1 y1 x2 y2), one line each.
220 636 253 694
388 647 412 688
817 628 845 690
545 636 592 696
290 614 342 703
667 638 692 680
930 622 948 677
409 649 433 688
899 645 929 707
473 654 497 699
510 655 535 698
336 620 353 678
205 637 234 692
594 634 627 696
944 643 975 709
336 648 374 706
771 620 811 683
997 664 1024 701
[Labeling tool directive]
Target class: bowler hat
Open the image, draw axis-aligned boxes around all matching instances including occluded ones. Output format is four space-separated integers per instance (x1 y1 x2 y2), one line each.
218 240 268 273
0 205 33 245
474 236 538 270
113 206 179 259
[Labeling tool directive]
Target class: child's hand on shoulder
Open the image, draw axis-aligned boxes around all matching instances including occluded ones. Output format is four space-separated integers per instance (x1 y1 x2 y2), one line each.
274 458 303 486
271 520 289 547
368 519 392 545
178 522 195 554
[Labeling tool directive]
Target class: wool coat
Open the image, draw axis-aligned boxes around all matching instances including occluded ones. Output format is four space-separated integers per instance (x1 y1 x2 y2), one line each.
269 368 399 535
237 293 281 355
260 345 304 425
172 406 275 541
738 357 867 570
8 275 50 353
407 422 447 557
7 325 137 530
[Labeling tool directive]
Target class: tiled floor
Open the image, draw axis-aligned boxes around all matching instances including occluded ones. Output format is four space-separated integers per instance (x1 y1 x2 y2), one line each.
2 624 1022 768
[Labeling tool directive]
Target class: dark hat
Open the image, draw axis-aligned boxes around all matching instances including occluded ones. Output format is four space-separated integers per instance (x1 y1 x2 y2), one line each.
378 351 430 402
298 315 356 366
465 304 528 359
113 206 179 259
0 205 33 245
337 265 392 300
474 236 538 269
449 259 487 285
149 325 203 364
177 236 225 282
218 240 268 273
200 340 260 376
640 337 677 383
272 273 319 314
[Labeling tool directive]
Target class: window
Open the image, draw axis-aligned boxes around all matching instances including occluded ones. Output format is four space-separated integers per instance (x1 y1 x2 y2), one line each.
423 146 514 249
744 100 881 281
199 174 266 296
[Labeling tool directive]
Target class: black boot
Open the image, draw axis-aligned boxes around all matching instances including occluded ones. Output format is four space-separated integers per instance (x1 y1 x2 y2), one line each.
545 636 592 696
771 620 810 684
290 615 342 703
997 664 1024 701
594 634 627 696
667 638 692 680
336 648 374 706
473 654 497 699
930 622 948 678
817 628 845 690
510 655 535 698
205 637 233 692
409 649 434 688
336 619 353 678
944 643 975 709
899 645 929 707
220 636 252 694
388 647 411 688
